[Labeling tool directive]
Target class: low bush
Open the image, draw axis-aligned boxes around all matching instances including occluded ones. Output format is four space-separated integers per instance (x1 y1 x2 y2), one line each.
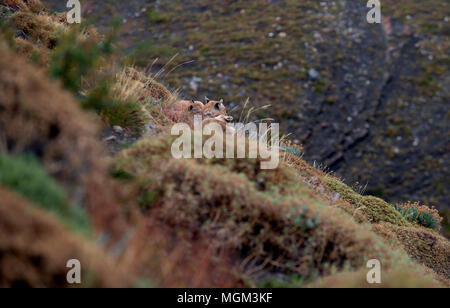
395 201 442 231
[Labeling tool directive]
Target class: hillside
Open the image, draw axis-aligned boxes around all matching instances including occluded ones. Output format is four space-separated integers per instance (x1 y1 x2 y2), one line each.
40 0 450 211
0 0 448 288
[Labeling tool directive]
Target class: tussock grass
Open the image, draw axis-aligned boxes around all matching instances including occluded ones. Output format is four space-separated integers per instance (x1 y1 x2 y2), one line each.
12 37 49 65
11 10 66 49
0 0 43 13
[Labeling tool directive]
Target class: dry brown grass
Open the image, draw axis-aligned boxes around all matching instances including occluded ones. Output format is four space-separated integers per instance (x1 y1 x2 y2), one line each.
12 37 49 66
0 44 125 237
373 223 450 278
283 151 369 223
112 136 428 283
120 222 243 288
0 186 133 287
0 0 43 13
123 67 174 105
11 10 66 49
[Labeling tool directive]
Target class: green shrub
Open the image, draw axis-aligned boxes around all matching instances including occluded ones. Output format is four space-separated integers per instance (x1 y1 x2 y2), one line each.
84 82 148 134
50 25 114 93
50 25 149 134
0 153 91 235
395 202 442 231
102 99 147 134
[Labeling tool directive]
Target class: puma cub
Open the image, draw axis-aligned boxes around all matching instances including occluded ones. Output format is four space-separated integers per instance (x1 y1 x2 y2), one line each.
166 99 204 127
168 97 234 133
202 97 234 134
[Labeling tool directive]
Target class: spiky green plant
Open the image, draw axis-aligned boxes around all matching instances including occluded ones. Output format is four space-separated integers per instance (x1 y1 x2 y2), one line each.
50 24 115 93
395 203 441 231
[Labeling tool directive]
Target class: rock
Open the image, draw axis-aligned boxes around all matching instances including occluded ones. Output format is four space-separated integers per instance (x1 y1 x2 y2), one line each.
308 68 319 80
145 123 158 136
104 135 117 142
113 125 124 133
189 76 202 92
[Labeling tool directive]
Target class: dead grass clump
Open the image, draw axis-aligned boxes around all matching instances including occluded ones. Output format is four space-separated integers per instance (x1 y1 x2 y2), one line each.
0 45 125 236
121 223 243 288
82 66 175 135
11 10 66 49
115 134 299 196
0 187 133 287
373 223 450 278
12 37 49 66
124 67 174 105
0 0 43 13
120 67 176 129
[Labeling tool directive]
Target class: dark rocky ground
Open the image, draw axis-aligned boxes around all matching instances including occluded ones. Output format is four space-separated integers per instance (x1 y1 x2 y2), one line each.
42 0 449 209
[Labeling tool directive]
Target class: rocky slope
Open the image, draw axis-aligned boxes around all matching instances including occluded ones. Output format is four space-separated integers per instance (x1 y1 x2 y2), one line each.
41 0 449 210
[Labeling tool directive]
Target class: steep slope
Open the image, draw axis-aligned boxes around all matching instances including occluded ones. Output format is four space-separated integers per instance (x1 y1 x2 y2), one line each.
39 0 449 208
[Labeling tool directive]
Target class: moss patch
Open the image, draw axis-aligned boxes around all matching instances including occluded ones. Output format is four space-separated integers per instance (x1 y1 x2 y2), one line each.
324 176 410 226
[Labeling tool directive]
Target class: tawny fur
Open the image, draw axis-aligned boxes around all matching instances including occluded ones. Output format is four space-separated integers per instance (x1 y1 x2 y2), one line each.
166 100 204 127
202 97 230 119
202 115 236 134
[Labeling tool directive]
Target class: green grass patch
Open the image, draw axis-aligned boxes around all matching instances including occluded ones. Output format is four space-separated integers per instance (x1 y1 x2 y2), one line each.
147 9 170 24
0 153 91 235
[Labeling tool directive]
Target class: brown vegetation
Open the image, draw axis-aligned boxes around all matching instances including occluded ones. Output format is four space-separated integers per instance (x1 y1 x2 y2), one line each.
0 2 448 288
112 136 433 283
0 187 131 287
0 44 125 236
0 0 43 13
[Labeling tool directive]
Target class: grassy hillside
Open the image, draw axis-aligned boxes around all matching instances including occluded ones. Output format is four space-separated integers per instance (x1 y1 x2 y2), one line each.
40 0 450 210
0 0 448 288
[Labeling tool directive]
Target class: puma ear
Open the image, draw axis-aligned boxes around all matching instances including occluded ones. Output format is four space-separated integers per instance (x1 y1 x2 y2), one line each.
188 105 194 111
214 102 221 110
205 96 210 103
219 99 224 104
